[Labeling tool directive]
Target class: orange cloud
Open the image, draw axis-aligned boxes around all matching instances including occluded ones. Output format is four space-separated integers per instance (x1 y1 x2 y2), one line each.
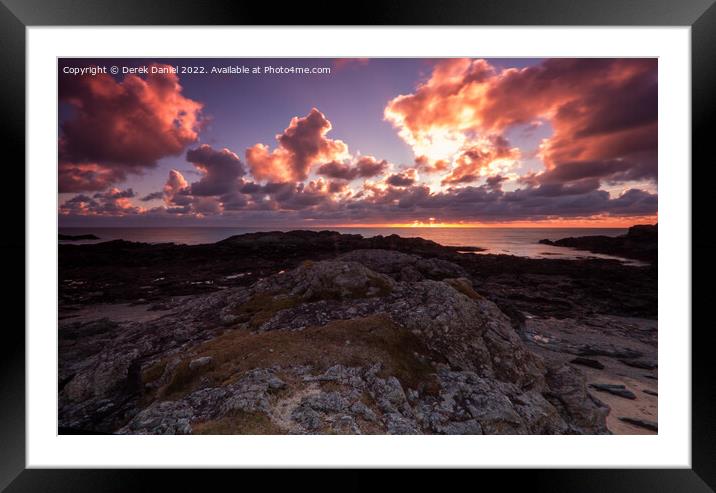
246 108 349 182
442 136 520 184
414 155 449 174
385 58 657 185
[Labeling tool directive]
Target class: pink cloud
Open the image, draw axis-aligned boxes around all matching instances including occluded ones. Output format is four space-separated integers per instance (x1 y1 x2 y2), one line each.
59 187 143 216
59 63 204 192
163 169 191 206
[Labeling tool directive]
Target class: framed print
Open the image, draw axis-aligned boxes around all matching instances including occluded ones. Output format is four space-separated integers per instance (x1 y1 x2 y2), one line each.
3 0 714 490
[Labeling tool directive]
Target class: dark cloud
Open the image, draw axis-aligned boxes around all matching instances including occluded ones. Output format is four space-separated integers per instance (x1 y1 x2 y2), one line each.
316 156 388 181
140 191 164 202
386 169 417 187
186 144 245 196
354 156 389 178
94 188 135 199
316 161 355 180
485 175 508 190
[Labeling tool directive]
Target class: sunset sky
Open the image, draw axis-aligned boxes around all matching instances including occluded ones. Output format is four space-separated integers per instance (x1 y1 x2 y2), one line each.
58 58 657 227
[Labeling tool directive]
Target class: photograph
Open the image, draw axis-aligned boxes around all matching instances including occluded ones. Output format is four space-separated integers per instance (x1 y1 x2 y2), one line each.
57 56 658 436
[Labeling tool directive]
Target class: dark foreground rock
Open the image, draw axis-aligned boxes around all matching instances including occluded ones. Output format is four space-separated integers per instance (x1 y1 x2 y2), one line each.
60 230 657 320
60 251 611 435
570 357 605 370
539 224 657 263
589 383 637 400
58 231 657 434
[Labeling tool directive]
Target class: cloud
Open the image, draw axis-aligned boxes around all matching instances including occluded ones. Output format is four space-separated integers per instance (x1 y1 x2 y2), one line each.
316 155 388 181
163 169 191 206
59 60 657 226
58 163 126 193
246 108 349 182
386 169 417 187
186 144 245 196
234 179 337 212
442 136 520 184
59 187 142 216
414 155 449 174
485 174 508 190
155 145 248 214
58 63 203 193
160 169 223 216
319 181 657 224
354 156 389 178
385 58 657 187
140 191 164 202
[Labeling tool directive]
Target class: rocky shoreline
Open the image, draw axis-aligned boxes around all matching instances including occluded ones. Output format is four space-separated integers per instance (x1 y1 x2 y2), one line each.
539 224 657 263
58 230 657 435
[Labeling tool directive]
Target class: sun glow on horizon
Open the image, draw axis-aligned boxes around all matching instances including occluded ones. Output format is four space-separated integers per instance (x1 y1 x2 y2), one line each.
322 214 658 229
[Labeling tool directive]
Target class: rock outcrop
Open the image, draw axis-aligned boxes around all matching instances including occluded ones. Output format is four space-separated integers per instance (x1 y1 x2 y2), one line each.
539 224 657 263
60 252 610 435
60 230 657 320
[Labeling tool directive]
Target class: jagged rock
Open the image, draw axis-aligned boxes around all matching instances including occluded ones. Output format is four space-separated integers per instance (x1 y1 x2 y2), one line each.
338 249 468 281
61 254 612 435
589 383 637 400
253 260 395 301
119 369 285 434
576 345 642 359
189 356 213 370
544 364 610 434
570 357 605 370
118 400 194 435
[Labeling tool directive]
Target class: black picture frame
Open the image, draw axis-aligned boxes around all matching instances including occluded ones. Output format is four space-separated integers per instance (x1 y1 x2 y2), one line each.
2 0 713 490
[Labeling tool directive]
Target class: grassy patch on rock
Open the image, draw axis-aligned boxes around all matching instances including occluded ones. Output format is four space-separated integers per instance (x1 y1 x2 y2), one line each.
445 278 483 300
141 360 166 385
150 314 439 403
231 293 298 328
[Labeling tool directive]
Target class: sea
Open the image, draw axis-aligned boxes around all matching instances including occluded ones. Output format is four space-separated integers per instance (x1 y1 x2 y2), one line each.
58 227 644 264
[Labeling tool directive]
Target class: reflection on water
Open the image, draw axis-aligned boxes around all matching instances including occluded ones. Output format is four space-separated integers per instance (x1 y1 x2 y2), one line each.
58 226 645 265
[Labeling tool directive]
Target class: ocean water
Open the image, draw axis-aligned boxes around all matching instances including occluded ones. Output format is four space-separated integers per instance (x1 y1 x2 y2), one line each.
59 226 642 264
